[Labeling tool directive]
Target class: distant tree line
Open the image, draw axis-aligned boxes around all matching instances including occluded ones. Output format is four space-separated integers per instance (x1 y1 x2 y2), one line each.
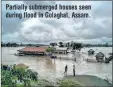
50 41 83 51
2 41 112 47
1 42 48 47
50 41 112 49
1 42 19 47
83 43 112 47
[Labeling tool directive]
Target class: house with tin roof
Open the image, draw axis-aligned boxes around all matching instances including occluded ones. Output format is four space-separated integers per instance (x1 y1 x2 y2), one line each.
17 46 48 56
54 46 67 54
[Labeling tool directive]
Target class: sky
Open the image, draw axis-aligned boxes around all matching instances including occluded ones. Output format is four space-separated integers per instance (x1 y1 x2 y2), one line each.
2 1 112 44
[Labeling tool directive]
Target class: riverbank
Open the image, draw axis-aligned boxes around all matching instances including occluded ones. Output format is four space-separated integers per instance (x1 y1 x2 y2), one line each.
63 75 112 86
1 63 81 87
2 63 112 87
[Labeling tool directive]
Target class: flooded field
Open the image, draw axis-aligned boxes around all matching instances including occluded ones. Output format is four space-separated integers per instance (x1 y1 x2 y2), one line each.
1 47 112 83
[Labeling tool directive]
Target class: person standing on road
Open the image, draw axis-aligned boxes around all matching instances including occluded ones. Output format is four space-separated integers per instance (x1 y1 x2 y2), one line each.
73 65 75 77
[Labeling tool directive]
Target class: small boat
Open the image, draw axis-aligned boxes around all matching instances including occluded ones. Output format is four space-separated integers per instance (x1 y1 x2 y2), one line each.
15 53 24 56
50 56 57 59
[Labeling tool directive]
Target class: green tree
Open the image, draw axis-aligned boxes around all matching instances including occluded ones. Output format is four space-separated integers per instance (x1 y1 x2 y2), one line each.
73 43 83 51
59 42 64 47
46 47 55 53
50 43 57 47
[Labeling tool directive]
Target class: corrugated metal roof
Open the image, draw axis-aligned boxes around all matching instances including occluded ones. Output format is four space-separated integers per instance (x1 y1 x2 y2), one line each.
95 52 104 57
18 46 47 52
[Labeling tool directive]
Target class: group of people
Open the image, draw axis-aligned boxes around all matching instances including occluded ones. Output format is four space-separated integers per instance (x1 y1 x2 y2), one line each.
64 65 75 77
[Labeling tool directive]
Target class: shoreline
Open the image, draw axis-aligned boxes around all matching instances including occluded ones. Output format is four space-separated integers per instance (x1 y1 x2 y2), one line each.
63 75 112 86
2 63 112 86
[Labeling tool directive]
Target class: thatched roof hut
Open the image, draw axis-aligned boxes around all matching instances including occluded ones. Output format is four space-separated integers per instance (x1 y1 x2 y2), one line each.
95 52 104 58
95 52 105 62
88 49 95 55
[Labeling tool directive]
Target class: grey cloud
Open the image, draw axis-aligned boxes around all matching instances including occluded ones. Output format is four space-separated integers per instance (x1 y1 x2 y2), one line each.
92 1 112 18
2 1 26 35
2 1 112 44
41 19 63 28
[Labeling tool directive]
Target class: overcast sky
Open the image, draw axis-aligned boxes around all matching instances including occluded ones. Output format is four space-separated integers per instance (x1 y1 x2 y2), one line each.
2 1 112 44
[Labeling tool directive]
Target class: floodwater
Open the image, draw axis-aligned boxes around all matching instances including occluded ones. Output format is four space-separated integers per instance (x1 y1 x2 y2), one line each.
1 47 112 83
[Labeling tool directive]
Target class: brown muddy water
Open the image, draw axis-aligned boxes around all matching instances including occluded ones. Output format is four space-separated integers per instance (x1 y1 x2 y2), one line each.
1 47 112 83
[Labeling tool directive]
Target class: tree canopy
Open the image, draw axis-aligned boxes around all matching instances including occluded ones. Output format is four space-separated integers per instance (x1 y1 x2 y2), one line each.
46 47 55 52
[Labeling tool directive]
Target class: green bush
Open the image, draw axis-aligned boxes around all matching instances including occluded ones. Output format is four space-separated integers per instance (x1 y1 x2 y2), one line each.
46 47 55 52
1 64 38 87
1 70 13 86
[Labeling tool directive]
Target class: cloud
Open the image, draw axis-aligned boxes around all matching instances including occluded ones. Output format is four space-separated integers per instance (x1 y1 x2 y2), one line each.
2 1 25 35
2 1 112 44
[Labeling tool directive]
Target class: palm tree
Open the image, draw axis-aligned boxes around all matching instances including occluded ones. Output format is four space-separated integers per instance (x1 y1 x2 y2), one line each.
71 41 74 47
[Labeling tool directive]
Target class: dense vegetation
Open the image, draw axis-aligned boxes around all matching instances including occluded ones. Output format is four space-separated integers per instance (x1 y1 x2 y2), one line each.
1 42 47 47
1 64 38 87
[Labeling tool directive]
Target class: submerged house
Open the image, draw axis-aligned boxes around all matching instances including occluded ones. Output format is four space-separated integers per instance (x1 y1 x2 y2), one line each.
17 46 48 56
95 52 105 62
88 49 95 55
54 47 67 54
